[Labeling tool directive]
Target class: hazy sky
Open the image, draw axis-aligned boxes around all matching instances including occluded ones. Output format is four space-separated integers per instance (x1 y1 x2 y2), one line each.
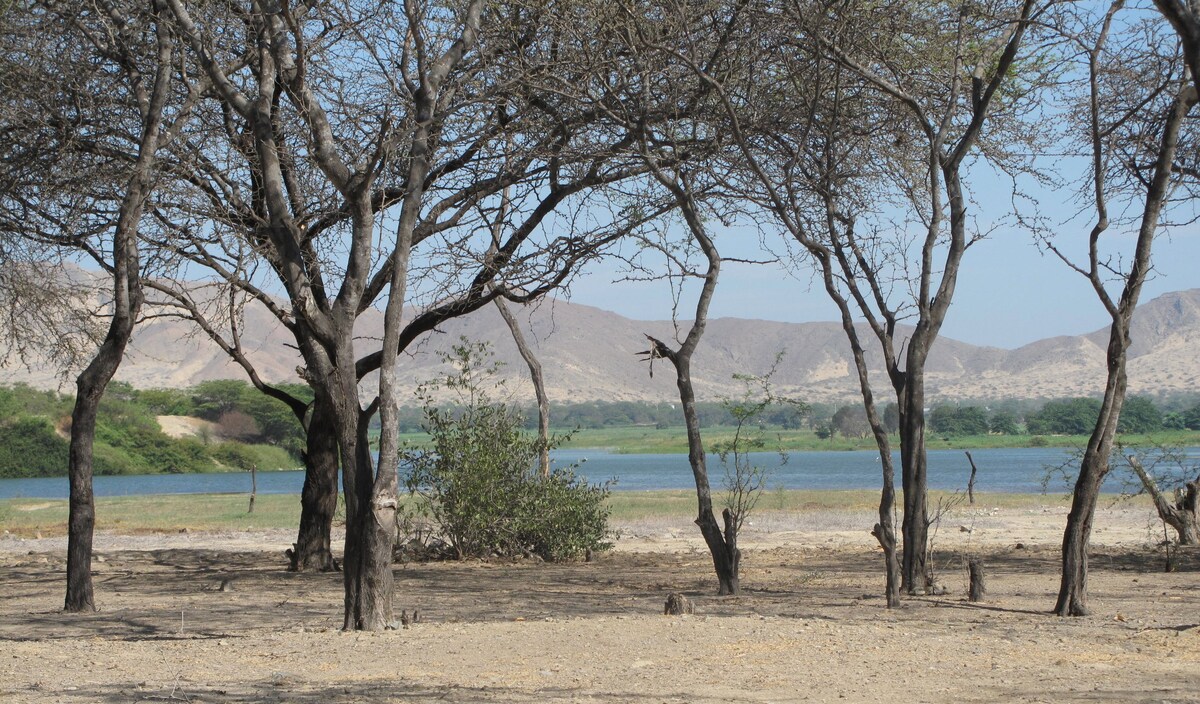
563 209 1200 351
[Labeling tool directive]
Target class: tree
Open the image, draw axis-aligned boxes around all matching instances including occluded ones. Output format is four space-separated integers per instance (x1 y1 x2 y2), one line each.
1116 396 1163 434
930 406 990 436
1027 398 1103 435
632 0 1049 598
989 411 1020 436
1040 1 1198 616
1 0 183 612
883 403 901 434
634 164 744 595
494 300 551 477
832 405 870 439
1183 403 1200 430
715 357 806 551
403 341 610 561
160 0 655 628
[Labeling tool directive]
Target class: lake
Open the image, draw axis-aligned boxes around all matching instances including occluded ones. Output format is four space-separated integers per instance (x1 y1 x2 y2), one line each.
2 446 1190 499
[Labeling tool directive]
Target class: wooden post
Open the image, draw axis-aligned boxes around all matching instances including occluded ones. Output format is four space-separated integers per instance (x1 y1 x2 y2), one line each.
248 463 257 514
964 451 978 505
968 559 985 602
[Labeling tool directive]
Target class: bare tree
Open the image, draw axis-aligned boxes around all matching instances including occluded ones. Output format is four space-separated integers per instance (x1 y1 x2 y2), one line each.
0 0 185 611
636 166 741 594
621 0 1046 599
157 0 655 629
1126 453 1199 546
1043 0 1197 615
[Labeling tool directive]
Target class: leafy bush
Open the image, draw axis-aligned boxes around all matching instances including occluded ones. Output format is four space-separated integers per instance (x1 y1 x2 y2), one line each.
518 467 613 561
210 442 294 471
402 340 611 562
989 410 1020 435
0 417 69 477
929 405 990 436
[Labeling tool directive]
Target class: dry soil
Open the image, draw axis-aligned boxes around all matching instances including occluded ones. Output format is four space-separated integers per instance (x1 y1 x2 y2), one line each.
1 503 1198 703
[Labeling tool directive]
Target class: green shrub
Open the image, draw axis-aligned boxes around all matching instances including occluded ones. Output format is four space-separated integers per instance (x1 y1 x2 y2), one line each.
91 443 138 476
210 442 294 471
0 417 69 477
402 340 611 562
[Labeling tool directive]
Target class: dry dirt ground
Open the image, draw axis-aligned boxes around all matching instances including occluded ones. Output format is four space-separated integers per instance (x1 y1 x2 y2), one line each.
1 504 1199 703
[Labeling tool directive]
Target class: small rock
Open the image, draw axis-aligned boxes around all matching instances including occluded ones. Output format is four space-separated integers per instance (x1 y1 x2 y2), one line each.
1014 542 1026 550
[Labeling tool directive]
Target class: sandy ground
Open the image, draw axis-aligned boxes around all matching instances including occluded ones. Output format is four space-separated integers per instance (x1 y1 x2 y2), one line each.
1 503 1198 703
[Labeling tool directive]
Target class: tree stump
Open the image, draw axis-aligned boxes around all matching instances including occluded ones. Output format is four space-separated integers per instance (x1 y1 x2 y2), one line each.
664 592 694 615
968 559 986 602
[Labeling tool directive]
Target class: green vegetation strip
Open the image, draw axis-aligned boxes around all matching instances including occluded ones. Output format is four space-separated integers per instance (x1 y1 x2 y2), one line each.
557 427 1200 454
0 489 1082 538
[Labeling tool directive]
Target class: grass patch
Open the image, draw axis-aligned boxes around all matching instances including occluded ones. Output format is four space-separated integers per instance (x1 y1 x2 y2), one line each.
0 494 309 537
0 489 1090 537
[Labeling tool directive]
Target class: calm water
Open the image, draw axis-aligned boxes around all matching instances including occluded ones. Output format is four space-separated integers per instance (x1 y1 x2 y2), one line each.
2 446 1187 499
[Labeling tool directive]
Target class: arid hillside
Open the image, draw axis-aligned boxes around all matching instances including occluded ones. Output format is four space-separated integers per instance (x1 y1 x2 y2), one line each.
6 288 1200 404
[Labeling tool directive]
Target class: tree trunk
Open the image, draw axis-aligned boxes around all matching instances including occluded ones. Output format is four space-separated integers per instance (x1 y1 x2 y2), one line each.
1056 333 1126 617
247 464 257 513
66 339 134 612
336 371 396 632
290 400 339 572
897 386 930 594
674 354 739 595
968 559 986 602
1128 455 1200 546
871 490 901 608
1176 478 1200 545
1055 456 1105 616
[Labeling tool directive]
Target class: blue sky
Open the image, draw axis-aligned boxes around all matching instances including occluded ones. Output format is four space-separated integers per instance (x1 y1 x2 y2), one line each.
563 219 1200 350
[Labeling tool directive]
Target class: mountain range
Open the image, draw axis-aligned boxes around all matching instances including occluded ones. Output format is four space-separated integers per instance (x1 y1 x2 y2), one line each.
5 287 1200 405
